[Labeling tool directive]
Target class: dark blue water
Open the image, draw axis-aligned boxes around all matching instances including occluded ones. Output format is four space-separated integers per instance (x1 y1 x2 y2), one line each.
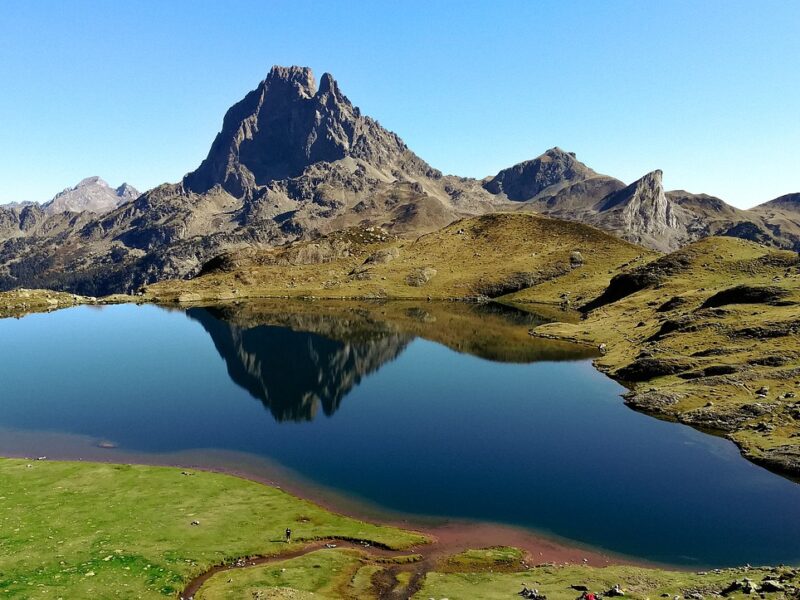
1 303 799 566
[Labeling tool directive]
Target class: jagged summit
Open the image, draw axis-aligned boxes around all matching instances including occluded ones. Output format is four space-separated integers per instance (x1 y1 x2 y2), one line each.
43 177 139 215
599 169 665 210
265 65 317 97
183 65 435 197
115 183 139 198
584 169 694 251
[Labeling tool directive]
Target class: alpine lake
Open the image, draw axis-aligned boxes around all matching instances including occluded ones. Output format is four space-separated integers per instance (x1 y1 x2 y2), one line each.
1 300 799 567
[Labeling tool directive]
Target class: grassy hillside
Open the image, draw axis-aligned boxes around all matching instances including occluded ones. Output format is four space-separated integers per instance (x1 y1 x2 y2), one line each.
532 236 800 475
144 213 656 304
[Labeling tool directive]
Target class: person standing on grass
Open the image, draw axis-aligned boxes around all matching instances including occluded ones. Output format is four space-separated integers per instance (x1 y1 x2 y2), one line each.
285 527 292 543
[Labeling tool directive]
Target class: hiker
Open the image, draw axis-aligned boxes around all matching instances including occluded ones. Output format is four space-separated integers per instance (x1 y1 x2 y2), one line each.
285 527 292 543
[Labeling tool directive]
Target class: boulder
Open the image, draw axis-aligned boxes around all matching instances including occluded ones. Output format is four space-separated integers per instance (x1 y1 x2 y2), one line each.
364 247 400 265
406 267 437 287
570 251 584 267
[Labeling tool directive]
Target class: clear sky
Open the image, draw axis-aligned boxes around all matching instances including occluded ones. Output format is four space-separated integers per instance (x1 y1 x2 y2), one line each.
1 0 798 208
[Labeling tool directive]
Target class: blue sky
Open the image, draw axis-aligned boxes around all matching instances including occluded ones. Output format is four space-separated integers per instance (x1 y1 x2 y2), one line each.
0 0 797 208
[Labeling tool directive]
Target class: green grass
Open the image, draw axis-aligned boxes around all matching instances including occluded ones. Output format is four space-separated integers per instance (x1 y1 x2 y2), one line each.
438 546 525 573
1 456 796 599
0 458 426 599
196 549 364 600
180 546 800 600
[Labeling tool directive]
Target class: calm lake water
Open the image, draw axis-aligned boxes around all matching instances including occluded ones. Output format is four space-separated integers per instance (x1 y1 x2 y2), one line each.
1 302 799 567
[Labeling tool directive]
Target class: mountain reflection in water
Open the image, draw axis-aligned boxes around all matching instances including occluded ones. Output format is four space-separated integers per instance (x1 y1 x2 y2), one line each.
186 301 592 422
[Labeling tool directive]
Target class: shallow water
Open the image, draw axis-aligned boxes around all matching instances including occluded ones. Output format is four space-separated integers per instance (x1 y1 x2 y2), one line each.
0 302 799 566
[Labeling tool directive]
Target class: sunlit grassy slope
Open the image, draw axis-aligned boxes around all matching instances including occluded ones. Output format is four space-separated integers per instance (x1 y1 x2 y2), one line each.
0 458 425 599
145 212 656 304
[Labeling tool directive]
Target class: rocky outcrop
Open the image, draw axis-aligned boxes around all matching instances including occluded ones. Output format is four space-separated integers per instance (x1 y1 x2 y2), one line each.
590 170 691 251
484 149 797 253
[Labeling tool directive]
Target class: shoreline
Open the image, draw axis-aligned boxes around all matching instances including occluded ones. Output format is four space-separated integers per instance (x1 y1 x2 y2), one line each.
0 431 653 571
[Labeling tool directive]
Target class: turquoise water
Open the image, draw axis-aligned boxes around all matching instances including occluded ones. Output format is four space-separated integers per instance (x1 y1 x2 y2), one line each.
0 303 798 566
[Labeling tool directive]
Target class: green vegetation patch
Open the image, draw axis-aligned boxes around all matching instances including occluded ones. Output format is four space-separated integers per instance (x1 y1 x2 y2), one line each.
196 548 364 600
439 546 526 573
0 458 426 599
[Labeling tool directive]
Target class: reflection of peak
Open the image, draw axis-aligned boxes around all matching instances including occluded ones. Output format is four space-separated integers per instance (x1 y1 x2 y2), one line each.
186 307 410 422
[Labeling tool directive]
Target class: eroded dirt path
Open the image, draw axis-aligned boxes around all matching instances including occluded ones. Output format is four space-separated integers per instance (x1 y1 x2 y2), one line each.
180 537 409 599
180 523 637 600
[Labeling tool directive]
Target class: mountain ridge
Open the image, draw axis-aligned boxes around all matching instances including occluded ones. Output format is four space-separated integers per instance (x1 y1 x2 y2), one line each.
0 64 796 296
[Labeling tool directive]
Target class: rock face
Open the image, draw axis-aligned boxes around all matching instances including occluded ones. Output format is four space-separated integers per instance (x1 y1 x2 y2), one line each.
184 67 435 197
591 170 690 251
43 177 139 215
486 155 691 251
487 152 796 253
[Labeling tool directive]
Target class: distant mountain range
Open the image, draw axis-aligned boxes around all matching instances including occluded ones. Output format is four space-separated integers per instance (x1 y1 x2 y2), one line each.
0 65 796 295
2 177 138 214
0 177 138 242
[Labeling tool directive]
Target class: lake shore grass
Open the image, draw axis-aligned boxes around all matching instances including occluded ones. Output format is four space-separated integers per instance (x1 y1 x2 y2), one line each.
0 457 425 598
2 455 796 599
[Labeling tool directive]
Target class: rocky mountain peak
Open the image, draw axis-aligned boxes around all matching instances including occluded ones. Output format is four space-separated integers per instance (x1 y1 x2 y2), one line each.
183 65 431 198
43 177 139 215
77 176 106 187
115 183 139 201
483 147 597 201
264 65 317 98
596 169 686 250
317 72 340 97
